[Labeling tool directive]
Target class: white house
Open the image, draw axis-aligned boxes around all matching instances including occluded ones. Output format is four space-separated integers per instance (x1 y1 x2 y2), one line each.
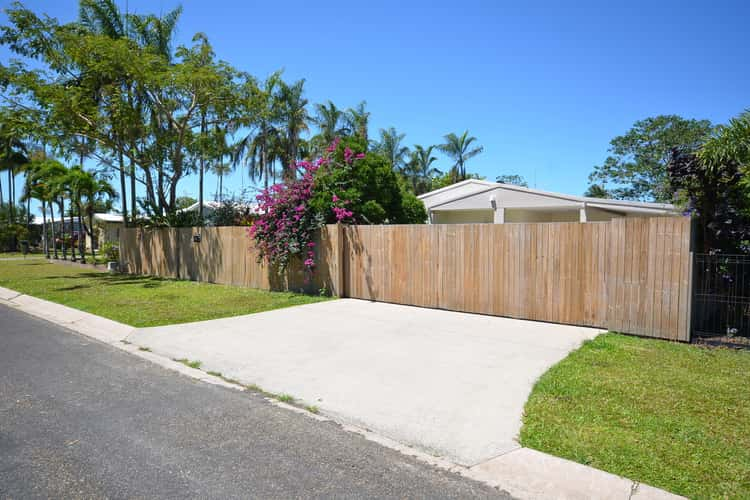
181 200 260 219
418 179 678 224
86 213 124 250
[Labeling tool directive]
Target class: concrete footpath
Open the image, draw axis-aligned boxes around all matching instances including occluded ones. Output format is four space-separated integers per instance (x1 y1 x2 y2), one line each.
0 286 684 500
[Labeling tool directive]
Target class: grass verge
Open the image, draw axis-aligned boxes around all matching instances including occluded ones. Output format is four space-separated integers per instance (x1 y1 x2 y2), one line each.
0 259 330 327
520 333 750 499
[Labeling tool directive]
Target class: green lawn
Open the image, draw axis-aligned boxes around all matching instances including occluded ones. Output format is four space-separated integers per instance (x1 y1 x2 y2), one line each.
0 252 44 259
520 333 750 499
0 259 330 327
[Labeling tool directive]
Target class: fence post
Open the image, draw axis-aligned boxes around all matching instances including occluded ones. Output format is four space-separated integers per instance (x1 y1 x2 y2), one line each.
337 223 347 298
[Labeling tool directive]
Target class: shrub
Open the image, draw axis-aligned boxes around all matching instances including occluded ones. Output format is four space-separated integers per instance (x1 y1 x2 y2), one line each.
101 241 120 262
249 140 356 274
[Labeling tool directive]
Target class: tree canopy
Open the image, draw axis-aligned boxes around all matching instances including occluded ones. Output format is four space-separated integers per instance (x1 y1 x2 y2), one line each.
587 115 713 202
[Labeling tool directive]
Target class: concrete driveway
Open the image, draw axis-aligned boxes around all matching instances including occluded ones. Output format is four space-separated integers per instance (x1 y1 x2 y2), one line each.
128 299 602 466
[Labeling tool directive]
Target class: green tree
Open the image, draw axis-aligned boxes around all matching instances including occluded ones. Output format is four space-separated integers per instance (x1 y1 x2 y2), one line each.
583 184 609 198
438 130 483 183
310 137 426 224
0 111 29 226
312 100 346 145
373 127 409 172
344 101 370 143
588 115 713 202
404 145 440 194
277 78 309 181
175 195 197 210
495 174 527 187
233 74 282 188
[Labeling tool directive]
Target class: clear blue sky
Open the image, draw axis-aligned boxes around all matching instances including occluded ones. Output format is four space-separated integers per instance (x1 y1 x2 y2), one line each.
2 0 749 210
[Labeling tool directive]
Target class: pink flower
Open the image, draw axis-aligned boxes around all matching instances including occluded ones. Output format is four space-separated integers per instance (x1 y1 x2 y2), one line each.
307 242 316 248
304 258 315 267
344 147 353 164
355 153 365 160
332 194 339 203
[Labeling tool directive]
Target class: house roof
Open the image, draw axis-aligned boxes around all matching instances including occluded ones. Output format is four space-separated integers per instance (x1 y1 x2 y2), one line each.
181 200 261 214
418 179 677 216
93 213 124 223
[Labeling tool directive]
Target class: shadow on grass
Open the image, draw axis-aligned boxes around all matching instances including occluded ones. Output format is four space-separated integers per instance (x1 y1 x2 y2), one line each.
41 271 170 289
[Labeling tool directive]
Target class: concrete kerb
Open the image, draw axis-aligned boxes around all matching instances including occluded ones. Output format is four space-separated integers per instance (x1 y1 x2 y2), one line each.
0 285 685 500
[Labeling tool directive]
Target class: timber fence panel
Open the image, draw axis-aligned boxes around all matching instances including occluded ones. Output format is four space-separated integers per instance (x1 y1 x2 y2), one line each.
119 216 692 340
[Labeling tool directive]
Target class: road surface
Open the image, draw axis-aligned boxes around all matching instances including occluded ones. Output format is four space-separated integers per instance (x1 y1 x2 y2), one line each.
0 304 510 499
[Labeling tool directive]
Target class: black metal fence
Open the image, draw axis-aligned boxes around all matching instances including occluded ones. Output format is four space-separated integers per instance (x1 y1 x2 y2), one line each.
692 253 750 339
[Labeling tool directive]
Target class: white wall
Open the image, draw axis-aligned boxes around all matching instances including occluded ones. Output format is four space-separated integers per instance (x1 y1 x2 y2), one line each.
432 210 494 224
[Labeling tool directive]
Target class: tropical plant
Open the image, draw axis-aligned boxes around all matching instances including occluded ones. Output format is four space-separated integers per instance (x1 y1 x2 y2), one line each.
344 101 370 143
373 127 409 172
404 145 440 194
438 130 483 183
233 74 282 188
249 140 355 275
277 78 309 181
312 100 346 145
0 112 29 227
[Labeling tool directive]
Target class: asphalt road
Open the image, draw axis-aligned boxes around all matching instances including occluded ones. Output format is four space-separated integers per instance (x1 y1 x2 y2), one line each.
0 304 511 499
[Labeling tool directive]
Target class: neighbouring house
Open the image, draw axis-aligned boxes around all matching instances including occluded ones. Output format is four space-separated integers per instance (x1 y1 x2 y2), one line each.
418 179 679 224
86 213 124 250
181 200 261 223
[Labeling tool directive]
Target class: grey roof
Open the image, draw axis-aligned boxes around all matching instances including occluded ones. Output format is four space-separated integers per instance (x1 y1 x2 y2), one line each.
418 179 677 214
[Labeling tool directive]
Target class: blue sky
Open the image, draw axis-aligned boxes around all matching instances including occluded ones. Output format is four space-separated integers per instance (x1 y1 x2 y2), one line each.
2 0 749 211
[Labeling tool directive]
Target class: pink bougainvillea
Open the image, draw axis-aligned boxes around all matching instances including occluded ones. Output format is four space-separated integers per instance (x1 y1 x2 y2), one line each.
248 141 357 274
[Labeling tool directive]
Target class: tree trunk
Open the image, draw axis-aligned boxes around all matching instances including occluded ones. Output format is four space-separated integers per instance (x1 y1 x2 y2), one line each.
49 201 58 259
77 208 85 263
88 212 96 263
70 209 77 262
199 112 206 218
130 158 136 223
41 203 48 258
58 199 67 260
8 168 14 224
118 148 128 227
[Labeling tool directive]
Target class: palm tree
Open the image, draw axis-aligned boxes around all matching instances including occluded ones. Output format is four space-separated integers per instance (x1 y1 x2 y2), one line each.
312 101 345 145
374 127 409 172
22 159 68 258
70 167 115 262
277 79 309 181
438 130 484 183
405 145 441 194
127 6 183 60
344 101 370 144
233 74 283 189
211 162 234 202
0 118 29 225
20 163 52 257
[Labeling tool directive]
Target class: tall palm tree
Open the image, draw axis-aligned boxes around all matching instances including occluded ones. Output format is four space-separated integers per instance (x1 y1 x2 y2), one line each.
277 79 309 181
49 166 72 259
374 127 409 172
405 145 441 194
0 118 29 225
344 101 370 144
20 162 52 257
438 130 484 183
233 74 283 189
211 162 234 202
312 100 345 145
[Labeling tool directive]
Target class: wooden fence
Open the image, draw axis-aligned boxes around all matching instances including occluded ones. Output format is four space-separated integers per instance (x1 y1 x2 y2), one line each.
120 216 693 341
